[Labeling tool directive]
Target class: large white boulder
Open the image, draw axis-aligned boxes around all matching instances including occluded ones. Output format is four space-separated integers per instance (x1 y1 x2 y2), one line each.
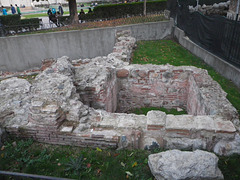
148 149 224 180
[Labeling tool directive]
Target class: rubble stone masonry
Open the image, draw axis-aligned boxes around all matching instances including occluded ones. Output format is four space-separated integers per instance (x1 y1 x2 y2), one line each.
0 30 239 156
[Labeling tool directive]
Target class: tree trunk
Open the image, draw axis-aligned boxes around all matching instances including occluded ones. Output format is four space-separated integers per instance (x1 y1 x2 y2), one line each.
144 0 147 16
69 0 79 24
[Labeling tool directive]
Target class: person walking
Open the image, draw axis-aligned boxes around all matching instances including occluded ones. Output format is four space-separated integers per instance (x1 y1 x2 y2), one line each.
10 4 16 14
58 3 64 16
79 9 85 23
88 8 92 13
2 6 7 15
47 8 52 16
52 7 56 15
79 9 85 15
15 4 21 15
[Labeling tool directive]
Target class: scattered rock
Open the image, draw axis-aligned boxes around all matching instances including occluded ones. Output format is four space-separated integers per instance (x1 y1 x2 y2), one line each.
177 107 183 112
144 137 160 151
0 77 32 126
12 141 17 147
189 1 229 16
214 133 240 156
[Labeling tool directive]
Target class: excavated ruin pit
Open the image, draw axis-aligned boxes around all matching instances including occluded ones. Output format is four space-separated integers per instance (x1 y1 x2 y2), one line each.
75 63 237 120
0 30 239 156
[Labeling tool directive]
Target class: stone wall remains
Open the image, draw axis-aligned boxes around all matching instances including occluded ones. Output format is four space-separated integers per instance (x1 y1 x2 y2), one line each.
0 30 239 156
189 1 230 16
117 66 189 113
227 0 240 20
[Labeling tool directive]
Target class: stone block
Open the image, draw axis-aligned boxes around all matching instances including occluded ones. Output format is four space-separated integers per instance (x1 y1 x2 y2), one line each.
138 70 147 78
194 116 216 131
31 100 44 108
42 104 60 114
116 69 129 78
214 120 236 133
143 137 160 150
165 137 207 150
61 126 74 133
166 115 194 130
165 129 191 138
91 130 120 139
147 111 166 130
118 115 137 128
214 133 240 156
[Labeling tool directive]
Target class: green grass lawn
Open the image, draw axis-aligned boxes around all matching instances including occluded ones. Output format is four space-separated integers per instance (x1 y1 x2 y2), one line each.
23 12 71 19
0 138 239 180
23 13 51 19
22 10 89 19
131 107 187 115
0 139 154 180
132 40 240 116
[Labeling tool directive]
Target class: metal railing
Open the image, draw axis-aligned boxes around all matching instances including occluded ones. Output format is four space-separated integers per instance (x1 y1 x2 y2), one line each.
0 171 73 180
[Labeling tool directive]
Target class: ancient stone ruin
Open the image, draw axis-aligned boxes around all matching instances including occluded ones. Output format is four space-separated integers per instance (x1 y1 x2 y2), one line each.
189 1 230 16
148 149 224 180
227 0 240 20
0 30 239 156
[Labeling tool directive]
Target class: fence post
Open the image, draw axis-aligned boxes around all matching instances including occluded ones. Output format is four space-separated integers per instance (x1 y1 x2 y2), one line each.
227 0 240 61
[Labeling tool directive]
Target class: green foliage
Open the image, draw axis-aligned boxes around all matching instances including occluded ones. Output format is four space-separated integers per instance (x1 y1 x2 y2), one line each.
65 155 86 176
2 138 239 180
0 14 21 26
178 0 228 6
131 107 187 115
0 15 40 33
79 13 97 21
58 16 70 25
0 139 154 179
81 0 167 21
19 18 41 30
218 155 240 180
18 74 38 83
0 139 50 172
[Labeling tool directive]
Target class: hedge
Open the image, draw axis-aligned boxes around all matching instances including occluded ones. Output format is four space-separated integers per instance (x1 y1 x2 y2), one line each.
80 0 167 21
0 15 40 34
20 18 41 30
0 15 21 26
58 16 71 25
178 0 228 6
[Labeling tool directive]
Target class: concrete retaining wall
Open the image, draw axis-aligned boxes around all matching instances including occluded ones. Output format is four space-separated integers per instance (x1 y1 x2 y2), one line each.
174 27 240 89
0 20 173 72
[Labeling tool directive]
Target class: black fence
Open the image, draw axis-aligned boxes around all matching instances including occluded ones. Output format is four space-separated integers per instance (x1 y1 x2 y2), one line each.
0 170 72 180
174 3 240 68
